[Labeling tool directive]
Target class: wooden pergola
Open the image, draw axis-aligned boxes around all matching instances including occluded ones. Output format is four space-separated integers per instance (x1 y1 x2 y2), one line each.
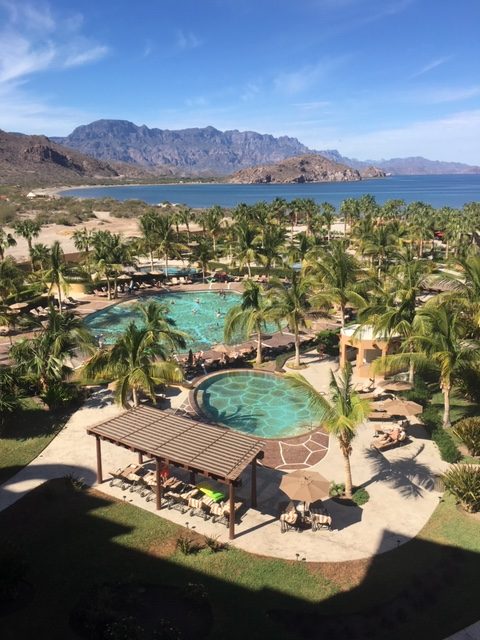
87 406 264 539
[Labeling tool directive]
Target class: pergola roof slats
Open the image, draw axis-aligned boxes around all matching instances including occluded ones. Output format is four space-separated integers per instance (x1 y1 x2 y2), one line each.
87 406 264 482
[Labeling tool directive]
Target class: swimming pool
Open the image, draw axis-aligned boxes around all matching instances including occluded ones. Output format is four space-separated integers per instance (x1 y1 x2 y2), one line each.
138 265 199 276
85 291 258 351
194 370 322 439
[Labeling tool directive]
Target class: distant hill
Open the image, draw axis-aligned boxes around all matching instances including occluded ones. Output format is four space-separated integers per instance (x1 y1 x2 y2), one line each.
52 119 311 176
229 154 369 184
318 150 480 175
0 130 168 186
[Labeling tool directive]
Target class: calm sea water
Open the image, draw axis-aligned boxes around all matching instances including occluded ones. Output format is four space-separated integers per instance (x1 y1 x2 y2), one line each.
61 174 480 209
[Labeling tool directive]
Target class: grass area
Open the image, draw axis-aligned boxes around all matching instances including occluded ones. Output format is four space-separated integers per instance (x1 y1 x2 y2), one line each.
0 480 479 640
0 399 70 485
431 389 480 424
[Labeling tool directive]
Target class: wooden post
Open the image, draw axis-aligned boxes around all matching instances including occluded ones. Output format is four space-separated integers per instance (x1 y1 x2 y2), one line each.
155 458 162 510
95 436 103 484
251 458 257 508
228 482 235 540
138 452 143 464
339 338 347 368
190 471 196 485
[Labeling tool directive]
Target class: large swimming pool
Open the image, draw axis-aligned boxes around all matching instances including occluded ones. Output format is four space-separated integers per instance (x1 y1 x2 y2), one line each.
85 291 259 351
194 370 323 439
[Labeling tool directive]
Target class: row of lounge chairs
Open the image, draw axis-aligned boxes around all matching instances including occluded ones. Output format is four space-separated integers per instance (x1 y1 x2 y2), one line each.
108 462 243 527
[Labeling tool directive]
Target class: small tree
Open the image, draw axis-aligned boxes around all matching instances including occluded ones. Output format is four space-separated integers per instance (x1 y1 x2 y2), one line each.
453 418 480 456
442 464 480 513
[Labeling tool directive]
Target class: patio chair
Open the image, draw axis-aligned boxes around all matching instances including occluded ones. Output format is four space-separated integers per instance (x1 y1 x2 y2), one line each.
280 507 299 533
188 492 213 520
311 512 332 531
108 464 144 490
210 500 244 526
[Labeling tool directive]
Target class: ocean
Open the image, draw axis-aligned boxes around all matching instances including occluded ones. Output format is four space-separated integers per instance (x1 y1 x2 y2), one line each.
61 174 480 209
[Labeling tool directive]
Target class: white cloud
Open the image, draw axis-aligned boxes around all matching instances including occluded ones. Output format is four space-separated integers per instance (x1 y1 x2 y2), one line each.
314 110 480 164
176 30 202 51
293 100 331 111
274 57 347 95
405 85 480 105
64 45 110 68
410 56 452 79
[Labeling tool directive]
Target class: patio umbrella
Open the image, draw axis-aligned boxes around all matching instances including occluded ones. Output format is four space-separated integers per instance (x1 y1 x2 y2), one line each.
377 399 423 415
379 380 412 392
280 469 330 505
117 274 131 281
211 343 231 354
9 302 28 310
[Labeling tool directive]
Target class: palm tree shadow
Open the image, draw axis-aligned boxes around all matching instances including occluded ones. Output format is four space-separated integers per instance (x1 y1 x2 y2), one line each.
362 445 436 499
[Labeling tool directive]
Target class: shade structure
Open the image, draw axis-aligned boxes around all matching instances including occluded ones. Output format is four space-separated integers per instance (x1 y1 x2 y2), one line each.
117 274 131 281
379 380 413 392
377 399 423 415
280 469 330 503
211 343 232 354
9 302 28 310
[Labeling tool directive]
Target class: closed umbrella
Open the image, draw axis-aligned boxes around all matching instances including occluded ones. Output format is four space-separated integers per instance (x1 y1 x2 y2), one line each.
377 399 423 415
280 469 330 505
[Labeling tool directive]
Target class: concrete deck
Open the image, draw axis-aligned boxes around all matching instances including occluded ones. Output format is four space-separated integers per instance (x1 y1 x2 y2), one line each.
0 351 448 563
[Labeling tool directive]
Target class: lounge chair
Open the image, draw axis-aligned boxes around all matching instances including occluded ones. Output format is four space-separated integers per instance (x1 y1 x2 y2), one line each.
311 512 332 531
280 507 299 533
209 499 244 526
371 427 408 451
108 463 144 490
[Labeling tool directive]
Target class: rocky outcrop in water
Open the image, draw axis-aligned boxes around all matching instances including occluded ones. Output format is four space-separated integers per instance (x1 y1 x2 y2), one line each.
228 154 362 184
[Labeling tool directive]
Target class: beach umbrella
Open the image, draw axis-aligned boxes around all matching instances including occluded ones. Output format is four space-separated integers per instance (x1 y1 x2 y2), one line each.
117 274 131 281
9 302 28 310
379 380 412 392
377 399 423 415
279 469 330 505
211 343 231 354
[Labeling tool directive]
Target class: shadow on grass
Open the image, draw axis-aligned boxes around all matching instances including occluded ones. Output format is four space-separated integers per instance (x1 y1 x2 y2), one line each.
0 478 478 640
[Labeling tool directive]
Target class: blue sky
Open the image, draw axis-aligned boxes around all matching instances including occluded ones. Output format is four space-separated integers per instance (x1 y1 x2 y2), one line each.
1 0 479 163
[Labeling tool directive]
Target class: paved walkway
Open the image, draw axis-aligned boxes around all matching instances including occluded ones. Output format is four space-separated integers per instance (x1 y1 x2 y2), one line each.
0 352 448 563
445 621 480 640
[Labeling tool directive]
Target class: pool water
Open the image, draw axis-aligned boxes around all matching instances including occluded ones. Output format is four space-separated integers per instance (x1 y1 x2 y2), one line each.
195 371 322 439
85 291 268 351
138 265 199 275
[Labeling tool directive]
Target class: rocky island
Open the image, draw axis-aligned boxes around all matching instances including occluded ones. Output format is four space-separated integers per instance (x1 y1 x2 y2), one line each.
228 153 385 184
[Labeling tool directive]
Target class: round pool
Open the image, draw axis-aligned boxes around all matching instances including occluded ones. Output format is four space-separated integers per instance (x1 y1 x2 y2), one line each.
193 370 323 439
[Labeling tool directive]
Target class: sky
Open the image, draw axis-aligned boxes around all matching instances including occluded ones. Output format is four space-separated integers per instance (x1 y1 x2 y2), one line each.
0 0 479 163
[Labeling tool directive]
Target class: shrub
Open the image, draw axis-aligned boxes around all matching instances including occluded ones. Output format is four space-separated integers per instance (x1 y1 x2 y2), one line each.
175 534 198 555
41 382 81 411
432 428 461 463
442 464 480 512
203 535 229 553
453 417 480 456
315 329 340 356
329 482 370 505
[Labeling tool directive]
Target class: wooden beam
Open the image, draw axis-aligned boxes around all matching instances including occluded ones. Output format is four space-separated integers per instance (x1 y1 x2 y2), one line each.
138 452 143 464
95 436 103 484
228 482 235 540
190 471 196 485
251 457 257 508
155 458 162 510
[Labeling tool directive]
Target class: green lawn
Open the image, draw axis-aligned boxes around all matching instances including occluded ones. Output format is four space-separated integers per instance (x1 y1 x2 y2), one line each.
0 479 479 640
0 399 70 485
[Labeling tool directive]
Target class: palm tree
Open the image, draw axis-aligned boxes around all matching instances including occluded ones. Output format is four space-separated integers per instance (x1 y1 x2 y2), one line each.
193 238 214 281
268 271 311 367
287 364 370 498
14 220 42 271
92 231 130 299
224 281 277 365
72 227 94 275
135 300 189 351
378 305 480 427
320 202 336 243
340 198 360 236
44 241 70 313
30 243 51 271
138 210 162 271
81 323 183 408
0 257 24 302
0 228 16 261
305 241 366 327
203 205 224 257
10 307 94 397
232 220 260 278
156 215 185 278
259 225 287 271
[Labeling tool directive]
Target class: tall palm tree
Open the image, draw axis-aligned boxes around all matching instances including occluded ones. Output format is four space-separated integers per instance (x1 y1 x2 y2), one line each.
135 300 189 351
287 364 370 498
224 281 277 365
305 241 366 327
92 231 130 299
72 227 94 275
30 243 51 271
81 323 183 408
44 241 70 313
232 220 260 277
320 202 336 243
10 307 94 397
138 211 162 271
268 271 311 367
193 238 214 281
156 215 185 278
203 205 224 257
259 225 287 271
378 305 480 427
0 228 16 261
340 198 360 236
14 220 42 271
0 257 24 302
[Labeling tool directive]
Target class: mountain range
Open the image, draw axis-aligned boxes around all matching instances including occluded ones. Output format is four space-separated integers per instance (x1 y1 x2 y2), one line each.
52 119 480 177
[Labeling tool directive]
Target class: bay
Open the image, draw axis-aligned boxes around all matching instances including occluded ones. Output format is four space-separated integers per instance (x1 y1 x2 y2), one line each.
61 174 480 209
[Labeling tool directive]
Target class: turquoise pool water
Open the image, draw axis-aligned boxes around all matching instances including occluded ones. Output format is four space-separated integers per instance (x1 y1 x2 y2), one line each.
86 291 257 351
194 371 321 439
